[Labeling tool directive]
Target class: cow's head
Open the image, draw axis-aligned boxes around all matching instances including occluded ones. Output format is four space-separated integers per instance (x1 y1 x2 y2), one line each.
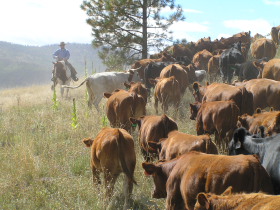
189 102 201 120
142 161 168 198
194 187 233 210
237 114 251 129
228 127 249 155
192 82 204 102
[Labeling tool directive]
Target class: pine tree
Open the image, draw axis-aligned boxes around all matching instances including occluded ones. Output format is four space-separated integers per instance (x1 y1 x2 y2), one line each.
81 0 184 65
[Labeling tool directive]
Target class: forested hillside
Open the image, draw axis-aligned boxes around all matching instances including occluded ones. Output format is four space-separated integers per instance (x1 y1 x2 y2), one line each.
0 42 106 89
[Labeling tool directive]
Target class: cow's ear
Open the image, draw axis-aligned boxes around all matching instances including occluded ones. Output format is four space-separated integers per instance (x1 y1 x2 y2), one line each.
103 92 112 98
222 186 233 195
235 140 241 149
124 82 131 89
192 82 200 92
255 108 262 114
82 138 94 147
196 193 210 209
142 162 158 176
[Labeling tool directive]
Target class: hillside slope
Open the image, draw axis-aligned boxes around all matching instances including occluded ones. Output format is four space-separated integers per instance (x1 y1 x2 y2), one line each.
0 42 106 89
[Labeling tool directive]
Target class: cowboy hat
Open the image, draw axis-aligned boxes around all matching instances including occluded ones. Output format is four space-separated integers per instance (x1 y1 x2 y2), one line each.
59 41 66 46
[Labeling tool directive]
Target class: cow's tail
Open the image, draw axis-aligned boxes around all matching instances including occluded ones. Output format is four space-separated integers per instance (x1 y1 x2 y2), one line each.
117 129 137 185
62 77 88 89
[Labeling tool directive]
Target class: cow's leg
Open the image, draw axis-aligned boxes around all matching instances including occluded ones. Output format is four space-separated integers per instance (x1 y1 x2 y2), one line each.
123 175 133 210
104 172 117 201
93 96 103 112
92 167 101 186
154 97 159 114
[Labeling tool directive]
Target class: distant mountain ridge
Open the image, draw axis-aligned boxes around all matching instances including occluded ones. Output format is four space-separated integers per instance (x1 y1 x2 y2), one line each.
0 41 106 89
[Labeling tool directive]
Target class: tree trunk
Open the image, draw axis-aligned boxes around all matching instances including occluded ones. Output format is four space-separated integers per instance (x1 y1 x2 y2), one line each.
142 0 148 59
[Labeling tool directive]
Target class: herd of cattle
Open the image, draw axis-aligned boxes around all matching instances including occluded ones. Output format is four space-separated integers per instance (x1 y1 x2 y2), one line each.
53 27 280 210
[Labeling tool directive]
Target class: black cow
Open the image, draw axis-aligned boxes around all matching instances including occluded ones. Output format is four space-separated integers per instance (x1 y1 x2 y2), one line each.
229 127 280 194
219 41 244 83
143 62 167 89
234 57 268 81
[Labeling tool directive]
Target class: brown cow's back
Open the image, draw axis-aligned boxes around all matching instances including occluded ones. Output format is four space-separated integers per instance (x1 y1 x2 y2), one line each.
134 115 178 161
262 58 280 81
251 38 276 60
105 89 146 131
195 191 280 210
153 76 181 114
160 64 188 94
173 152 273 210
243 78 280 110
159 130 218 160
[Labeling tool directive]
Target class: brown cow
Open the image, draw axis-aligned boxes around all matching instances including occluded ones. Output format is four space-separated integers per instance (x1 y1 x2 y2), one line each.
150 76 181 115
195 37 212 52
271 25 280 45
192 49 213 70
129 114 178 161
240 78 280 110
190 100 240 148
195 187 280 210
238 110 280 136
131 52 176 79
207 55 221 82
160 64 189 94
104 89 146 132
83 127 136 210
148 130 218 160
192 82 253 115
251 38 276 60
142 151 273 210
124 81 148 103
221 31 251 49
262 58 280 81
170 43 196 64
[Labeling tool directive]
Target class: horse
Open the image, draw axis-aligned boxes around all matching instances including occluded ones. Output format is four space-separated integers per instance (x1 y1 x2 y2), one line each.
51 61 72 98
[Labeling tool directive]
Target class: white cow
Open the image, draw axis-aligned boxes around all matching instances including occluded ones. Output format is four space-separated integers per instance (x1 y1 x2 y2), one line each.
62 70 141 110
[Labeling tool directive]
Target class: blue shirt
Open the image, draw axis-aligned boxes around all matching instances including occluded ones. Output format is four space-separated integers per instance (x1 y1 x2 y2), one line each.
53 48 70 61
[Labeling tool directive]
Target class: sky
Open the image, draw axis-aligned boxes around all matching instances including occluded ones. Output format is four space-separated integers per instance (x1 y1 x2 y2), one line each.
0 0 279 47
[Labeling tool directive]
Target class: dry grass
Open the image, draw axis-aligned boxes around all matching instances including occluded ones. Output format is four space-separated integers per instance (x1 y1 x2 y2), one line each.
0 82 200 210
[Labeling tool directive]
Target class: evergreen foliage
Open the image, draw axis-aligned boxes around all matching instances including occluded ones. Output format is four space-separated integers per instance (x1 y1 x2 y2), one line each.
81 0 184 65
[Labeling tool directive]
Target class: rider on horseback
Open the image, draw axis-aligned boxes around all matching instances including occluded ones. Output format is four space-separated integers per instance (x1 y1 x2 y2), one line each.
52 42 79 81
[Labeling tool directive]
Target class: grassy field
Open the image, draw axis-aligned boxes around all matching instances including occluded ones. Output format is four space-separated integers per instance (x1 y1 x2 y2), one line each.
1 46 279 209
0 81 198 210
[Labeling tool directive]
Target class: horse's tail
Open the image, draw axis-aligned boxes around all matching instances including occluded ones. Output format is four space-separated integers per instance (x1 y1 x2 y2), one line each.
62 77 88 89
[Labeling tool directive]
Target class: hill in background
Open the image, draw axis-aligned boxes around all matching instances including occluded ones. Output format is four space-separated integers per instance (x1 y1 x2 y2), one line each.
0 41 106 89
